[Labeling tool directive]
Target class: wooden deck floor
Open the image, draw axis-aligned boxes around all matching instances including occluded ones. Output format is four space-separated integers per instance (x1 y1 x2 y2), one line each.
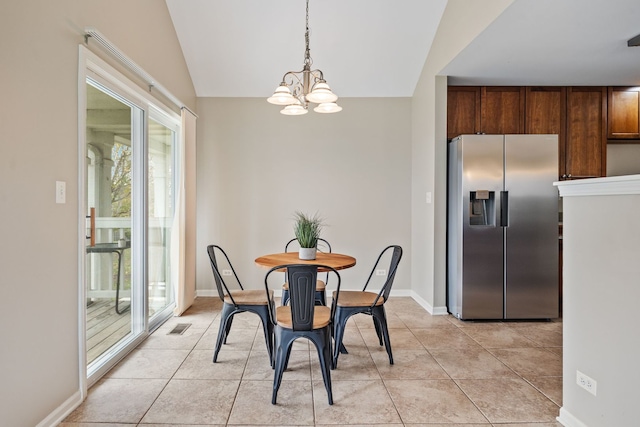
87 299 131 364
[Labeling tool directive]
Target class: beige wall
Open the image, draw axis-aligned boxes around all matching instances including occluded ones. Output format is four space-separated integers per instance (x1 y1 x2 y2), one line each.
410 0 513 310
0 2 194 426
195 97 412 295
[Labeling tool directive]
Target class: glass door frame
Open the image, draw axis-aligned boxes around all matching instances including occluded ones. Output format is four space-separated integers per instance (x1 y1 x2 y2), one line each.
78 46 180 390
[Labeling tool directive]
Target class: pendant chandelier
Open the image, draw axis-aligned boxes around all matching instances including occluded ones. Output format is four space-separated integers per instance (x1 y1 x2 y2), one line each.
267 0 342 115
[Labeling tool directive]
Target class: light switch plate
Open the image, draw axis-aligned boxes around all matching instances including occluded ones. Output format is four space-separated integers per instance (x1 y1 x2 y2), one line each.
56 181 66 204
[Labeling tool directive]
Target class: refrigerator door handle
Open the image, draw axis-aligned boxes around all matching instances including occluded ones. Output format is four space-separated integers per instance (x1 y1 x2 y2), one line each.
500 191 509 227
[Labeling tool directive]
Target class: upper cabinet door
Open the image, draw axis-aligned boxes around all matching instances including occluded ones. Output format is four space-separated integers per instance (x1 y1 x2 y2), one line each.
481 86 525 134
525 87 566 178
447 86 481 140
566 87 607 178
608 87 640 140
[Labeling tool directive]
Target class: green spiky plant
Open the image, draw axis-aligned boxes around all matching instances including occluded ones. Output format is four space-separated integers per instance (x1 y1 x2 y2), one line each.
293 211 324 248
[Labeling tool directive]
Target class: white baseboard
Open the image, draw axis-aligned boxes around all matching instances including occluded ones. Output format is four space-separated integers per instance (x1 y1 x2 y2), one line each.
557 407 589 427
410 291 448 315
36 390 82 427
196 288 449 316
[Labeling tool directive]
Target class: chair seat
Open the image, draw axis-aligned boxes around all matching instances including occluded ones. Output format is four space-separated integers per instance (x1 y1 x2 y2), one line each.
275 305 331 329
332 290 384 307
224 289 272 306
282 280 326 291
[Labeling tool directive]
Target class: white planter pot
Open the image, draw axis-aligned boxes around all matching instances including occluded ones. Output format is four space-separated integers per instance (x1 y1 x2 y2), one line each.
299 247 317 260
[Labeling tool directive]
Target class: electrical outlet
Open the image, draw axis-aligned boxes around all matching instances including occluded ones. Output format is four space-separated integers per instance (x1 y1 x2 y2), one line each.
576 370 597 396
222 269 232 276
375 269 386 276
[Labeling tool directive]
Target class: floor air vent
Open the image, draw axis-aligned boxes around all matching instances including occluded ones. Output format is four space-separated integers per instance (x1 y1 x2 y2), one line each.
168 323 191 335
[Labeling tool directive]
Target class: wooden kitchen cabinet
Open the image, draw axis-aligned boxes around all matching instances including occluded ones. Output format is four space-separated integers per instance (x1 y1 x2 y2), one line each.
607 86 640 140
481 86 525 134
565 87 607 178
525 87 566 178
447 86 481 139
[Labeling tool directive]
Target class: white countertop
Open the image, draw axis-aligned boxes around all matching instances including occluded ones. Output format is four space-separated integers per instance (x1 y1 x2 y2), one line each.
554 174 640 197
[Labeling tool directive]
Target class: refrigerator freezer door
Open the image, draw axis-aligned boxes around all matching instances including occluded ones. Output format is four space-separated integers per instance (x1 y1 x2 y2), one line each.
504 135 559 318
449 135 505 319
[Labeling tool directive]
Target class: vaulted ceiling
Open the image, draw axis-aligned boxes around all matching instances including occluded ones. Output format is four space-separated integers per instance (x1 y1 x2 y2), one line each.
165 0 640 99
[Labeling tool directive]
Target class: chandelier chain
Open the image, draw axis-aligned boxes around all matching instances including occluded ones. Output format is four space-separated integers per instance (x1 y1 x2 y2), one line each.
304 0 311 67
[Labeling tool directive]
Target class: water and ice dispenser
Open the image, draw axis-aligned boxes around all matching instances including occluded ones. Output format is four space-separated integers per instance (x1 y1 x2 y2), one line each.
469 190 495 226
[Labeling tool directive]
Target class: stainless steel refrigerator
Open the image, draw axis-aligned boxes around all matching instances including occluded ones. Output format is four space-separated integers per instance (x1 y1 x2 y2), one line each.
447 134 559 320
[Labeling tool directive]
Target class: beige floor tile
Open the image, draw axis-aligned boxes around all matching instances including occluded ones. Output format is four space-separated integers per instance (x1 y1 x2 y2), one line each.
395 312 456 329
173 349 249 380
204 327 259 353
337 327 368 352
60 423 137 427
193 324 220 350
140 424 224 427
105 349 189 379
315 348 379 380
385 379 488 424
141 379 239 425
352 312 407 329
429 347 517 379
489 347 562 379
75 297 566 427
511 324 563 347
313 380 402 424
227 380 314 425
245 348 310 381
137 327 206 350
412 326 482 350
64 378 167 423
404 425 490 427
528 376 563 406
360 328 423 351
495 423 563 427
461 324 538 348
456 378 560 423
403 424 490 427
154 313 216 332
371 349 449 380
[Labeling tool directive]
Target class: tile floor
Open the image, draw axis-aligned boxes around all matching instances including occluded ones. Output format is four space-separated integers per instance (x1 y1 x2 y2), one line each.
62 297 563 426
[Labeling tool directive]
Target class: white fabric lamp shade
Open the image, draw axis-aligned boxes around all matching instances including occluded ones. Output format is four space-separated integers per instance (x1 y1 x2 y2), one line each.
313 102 342 114
267 85 295 105
281 103 308 115
306 81 338 104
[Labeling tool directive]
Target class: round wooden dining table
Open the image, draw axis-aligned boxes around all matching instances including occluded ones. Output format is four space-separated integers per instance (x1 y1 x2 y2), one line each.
254 252 356 271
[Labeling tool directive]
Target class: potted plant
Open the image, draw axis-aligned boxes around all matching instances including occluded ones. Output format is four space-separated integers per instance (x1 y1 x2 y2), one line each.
293 211 324 260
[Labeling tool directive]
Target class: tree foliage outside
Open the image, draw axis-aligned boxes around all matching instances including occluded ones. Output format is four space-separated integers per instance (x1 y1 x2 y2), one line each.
111 142 131 218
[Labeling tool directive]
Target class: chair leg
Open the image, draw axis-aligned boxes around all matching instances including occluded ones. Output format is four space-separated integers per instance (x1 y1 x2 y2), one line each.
213 303 234 363
272 328 295 405
223 314 234 344
309 329 333 405
332 308 351 368
281 289 289 306
254 305 274 367
373 306 393 365
372 315 383 346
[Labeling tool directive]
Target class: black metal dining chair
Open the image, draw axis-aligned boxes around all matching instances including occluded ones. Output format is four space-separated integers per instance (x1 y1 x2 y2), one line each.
281 238 332 306
265 263 341 405
331 245 403 368
206 244 274 366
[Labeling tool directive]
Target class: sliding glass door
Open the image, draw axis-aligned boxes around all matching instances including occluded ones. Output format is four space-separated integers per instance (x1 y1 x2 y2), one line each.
81 48 181 384
148 116 178 326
